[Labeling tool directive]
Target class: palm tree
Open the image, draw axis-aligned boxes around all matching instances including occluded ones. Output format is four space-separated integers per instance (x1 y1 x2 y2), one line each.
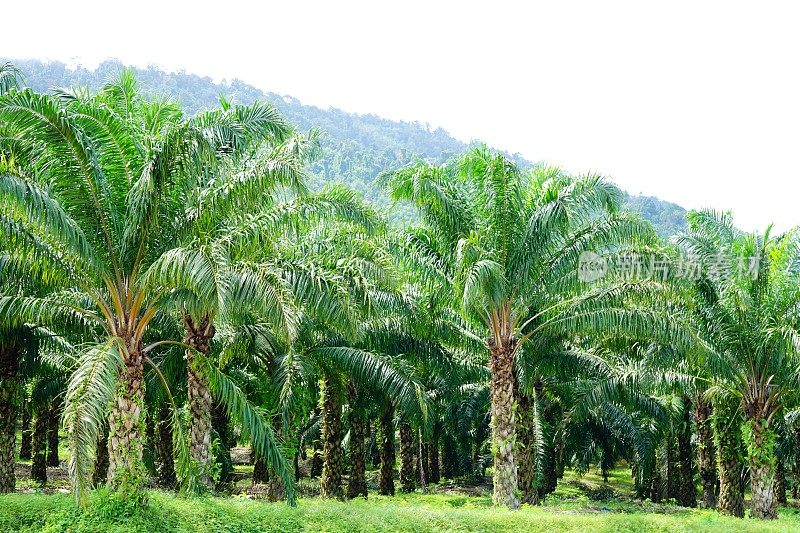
0 73 291 503
142 128 312 488
384 147 678 507
676 210 800 519
0 63 22 96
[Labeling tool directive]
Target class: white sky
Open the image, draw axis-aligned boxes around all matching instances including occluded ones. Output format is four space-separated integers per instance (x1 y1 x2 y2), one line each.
5 1 800 231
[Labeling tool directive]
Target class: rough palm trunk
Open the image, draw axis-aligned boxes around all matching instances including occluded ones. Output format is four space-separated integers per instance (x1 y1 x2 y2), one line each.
107 335 146 494
379 402 395 496
428 424 440 484
417 431 427 490
666 436 679 501
650 450 663 503
794 425 800 500
252 454 269 483
255 414 285 501
775 457 787 505
677 396 697 507
19 398 32 460
46 402 61 467
31 410 48 486
399 421 416 493
266 471 285 502
370 419 381 469
183 314 215 490
516 389 540 505
310 438 323 478
93 430 109 487
746 416 777 519
554 428 565 480
417 441 427 485
537 381 558 498
154 406 176 489
346 385 367 499
441 432 456 479
0 341 19 493
212 400 233 485
473 424 485 480
487 334 519 508
321 377 344 499
714 403 744 518
695 393 717 508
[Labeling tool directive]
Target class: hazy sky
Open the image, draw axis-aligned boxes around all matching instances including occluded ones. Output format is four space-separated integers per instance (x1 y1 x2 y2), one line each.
5 1 799 231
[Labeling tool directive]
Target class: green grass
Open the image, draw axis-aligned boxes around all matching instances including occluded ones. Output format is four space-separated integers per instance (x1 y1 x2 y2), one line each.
2 490 800 533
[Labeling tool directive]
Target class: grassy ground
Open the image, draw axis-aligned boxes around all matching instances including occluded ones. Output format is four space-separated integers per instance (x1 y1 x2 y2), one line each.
2 489 800 533
5 449 800 532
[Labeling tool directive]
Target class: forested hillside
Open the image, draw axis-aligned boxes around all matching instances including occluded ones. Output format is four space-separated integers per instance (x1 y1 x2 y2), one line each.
6 58 686 235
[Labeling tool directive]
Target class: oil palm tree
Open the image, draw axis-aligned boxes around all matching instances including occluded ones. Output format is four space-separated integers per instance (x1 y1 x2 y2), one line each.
0 72 291 503
676 210 800 519
383 147 682 508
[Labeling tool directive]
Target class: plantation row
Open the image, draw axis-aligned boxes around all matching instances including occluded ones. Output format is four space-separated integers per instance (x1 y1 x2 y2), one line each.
0 62 798 523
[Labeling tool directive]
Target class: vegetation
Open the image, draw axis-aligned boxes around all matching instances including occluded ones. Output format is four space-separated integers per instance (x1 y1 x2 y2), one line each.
5 485 800 533
1 61 799 532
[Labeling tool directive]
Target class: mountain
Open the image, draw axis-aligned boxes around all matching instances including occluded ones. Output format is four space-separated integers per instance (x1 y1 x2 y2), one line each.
4 58 686 236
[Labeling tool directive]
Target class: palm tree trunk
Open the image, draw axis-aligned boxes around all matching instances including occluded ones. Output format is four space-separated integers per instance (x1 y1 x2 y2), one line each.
775 457 787 505
107 335 146 494
516 389 540 505
46 401 61 467
677 395 696 507
310 437 323 478
0 341 19 494
266 469 285 502
714 403 744 517
212 400 233 485
379 401 395 496
31 409 48 486
487 333 519 509
321 376 344 499
261 415 286 501
399 421 416 493
537 381 557 498
346 384 367 499
370 419 381 469
19 398 31 461
441 432 456 479
252 453 268 483
93 430 109 487
695 393 717 508
428 424 440 484
650 448 663 503
746 416 777 519
666 436 679 501
555 427 565 480
794 425 800 500
183 314 215 490
417 430 427 490
310 407 323 478
154 406 176 489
